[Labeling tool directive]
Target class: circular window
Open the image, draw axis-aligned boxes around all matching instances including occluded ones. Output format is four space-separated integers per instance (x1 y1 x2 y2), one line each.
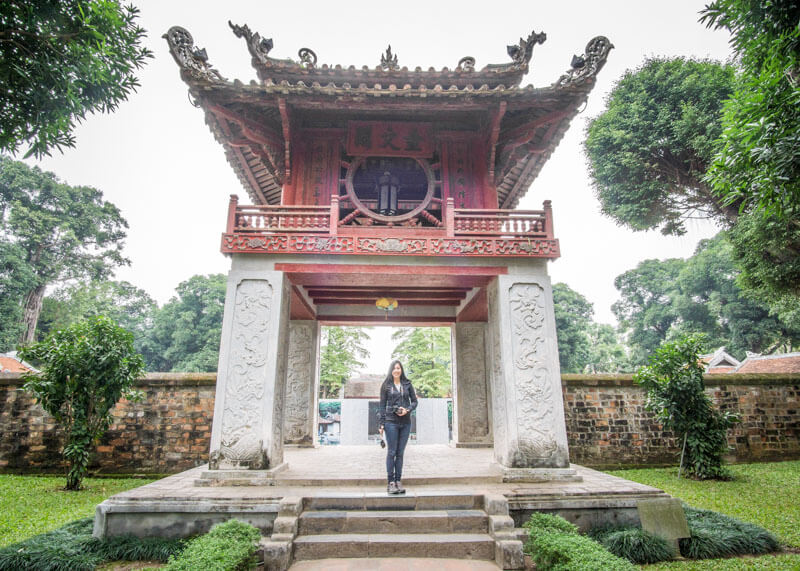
344 156 438 223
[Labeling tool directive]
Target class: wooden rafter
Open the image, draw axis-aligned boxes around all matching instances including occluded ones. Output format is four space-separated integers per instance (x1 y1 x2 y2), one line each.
278 98 292 182
486 102 507 187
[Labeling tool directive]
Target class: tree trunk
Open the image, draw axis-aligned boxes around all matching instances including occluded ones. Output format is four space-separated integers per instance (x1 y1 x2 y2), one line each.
19 284 46 345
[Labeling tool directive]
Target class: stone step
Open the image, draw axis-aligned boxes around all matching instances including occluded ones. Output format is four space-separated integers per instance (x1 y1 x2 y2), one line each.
298 509 488 535
292 533 496 561
303 492 483 512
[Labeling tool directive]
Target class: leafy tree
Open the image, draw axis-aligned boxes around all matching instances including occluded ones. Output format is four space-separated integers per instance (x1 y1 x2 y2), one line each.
37 280 156 343
137 274 226 372
319 326 370 399
0 1 152 157
553 283 593 373
585 323 632 373
702 0 800 219
612 259 683 365
672 234 800 357
634 333 737 479
585 58 738 235
19 315 145 490
391 327 451 397
0 156 129 347
0 240 36 349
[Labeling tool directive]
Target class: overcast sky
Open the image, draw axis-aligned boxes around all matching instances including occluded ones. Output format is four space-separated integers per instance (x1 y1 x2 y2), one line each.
23 1 734 373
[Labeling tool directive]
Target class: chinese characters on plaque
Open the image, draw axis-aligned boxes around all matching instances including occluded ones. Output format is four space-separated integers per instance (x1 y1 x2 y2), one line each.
346 121 433 158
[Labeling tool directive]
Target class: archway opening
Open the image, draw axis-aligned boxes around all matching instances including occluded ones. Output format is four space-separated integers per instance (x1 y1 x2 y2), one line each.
316 325 453 446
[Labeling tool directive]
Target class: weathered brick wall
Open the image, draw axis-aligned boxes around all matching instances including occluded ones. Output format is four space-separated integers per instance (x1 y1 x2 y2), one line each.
1 373 797 474
563 374 800 468
0 373 215 474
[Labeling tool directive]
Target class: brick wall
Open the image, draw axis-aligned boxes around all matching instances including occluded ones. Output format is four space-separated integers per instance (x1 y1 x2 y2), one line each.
563 374 800 468
0 373 215 474
1 373 797 474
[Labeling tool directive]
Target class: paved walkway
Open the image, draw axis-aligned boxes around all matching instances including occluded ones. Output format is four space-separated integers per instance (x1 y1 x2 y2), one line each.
288 557 502 570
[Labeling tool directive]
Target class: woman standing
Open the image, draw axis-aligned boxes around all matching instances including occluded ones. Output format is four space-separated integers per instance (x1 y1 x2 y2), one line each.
378 360 418 494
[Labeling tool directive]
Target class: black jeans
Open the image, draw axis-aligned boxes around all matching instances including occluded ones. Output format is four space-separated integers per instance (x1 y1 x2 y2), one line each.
384 421 411 483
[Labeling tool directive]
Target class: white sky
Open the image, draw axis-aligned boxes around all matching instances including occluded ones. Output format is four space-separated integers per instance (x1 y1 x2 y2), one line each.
22 1 733 373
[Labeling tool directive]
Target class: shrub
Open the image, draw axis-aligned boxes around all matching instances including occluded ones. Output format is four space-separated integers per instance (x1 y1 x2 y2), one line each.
680 506 780 559
523 512 579 535
164 519 261 571
0 518 184 571
633 333 738 479
523 513 636 571
589 525 675 564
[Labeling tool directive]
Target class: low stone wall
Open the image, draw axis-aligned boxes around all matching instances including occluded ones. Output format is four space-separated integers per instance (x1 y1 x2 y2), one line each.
1 373 797 474
563 374 800 468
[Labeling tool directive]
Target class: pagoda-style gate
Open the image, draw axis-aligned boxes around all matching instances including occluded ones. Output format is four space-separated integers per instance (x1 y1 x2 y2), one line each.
165 25 611 477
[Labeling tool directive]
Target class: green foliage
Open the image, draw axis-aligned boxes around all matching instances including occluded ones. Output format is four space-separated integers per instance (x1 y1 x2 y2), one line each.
164 519 260 571
680 506 780 559
137 274 226 372
586 323 632 373
38 280 156 343
20 316 145 490
0 475 158 547
634 334 737 480
589 526 675 564
727 212 800 326
0 518 184 571
319 326 370 398
613 238 800 364
612 259 683 365
672 234 800 356
523 512 578 535
702 0 800 219
0 1 152 157
585 57 738 235
0 156 129 347
523 513 635 571
553 283 593 373
391 327 451 397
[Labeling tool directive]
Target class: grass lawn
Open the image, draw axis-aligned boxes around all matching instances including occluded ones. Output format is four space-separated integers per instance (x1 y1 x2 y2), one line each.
0 474 157 547
610 460 800 570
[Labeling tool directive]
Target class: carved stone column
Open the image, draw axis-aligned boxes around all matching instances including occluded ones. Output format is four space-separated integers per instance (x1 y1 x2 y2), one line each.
452 323 492 447
208 271 290 470
283 321 320 447
486 275 571 470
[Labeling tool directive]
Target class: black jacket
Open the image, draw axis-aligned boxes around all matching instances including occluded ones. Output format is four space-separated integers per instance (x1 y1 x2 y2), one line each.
378 379 418 425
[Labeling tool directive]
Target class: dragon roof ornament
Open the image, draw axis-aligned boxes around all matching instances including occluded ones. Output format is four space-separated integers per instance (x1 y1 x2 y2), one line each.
163 26 226 83
556 36 613 87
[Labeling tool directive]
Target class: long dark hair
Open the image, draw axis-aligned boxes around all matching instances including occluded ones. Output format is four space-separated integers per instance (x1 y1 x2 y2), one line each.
383 359 409 385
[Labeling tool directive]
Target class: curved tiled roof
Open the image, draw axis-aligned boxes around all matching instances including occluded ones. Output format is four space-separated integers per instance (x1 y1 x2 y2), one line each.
164 25 612 207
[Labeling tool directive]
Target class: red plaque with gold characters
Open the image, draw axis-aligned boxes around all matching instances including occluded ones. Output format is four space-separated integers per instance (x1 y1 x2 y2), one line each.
347 121 433 158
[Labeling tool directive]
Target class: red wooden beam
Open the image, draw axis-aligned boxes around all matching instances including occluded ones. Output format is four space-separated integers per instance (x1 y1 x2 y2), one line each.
314 299 462 306
278 98 292 182
275 263 507 276
320 316 457 325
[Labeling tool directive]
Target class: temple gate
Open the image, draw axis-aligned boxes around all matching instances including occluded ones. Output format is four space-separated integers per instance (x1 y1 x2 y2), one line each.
165 25 612 478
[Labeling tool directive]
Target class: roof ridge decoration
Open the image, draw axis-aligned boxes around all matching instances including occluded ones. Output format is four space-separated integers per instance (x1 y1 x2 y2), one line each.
380 45 399 71
508 30 547 67
164 26 226 83
556 36 613 88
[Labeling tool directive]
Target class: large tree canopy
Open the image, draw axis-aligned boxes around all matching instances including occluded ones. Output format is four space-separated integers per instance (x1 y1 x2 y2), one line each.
702 0 800 218
136 274 226 373
614 236 800 364
585 57 738 235
0 0 151 157
552 283 593 374
0 156 129 347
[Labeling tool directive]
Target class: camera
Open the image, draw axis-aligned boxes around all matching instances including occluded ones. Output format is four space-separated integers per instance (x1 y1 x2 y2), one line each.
391 405 402 414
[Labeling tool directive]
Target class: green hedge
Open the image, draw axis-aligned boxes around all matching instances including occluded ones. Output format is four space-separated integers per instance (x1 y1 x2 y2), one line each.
523 513 636 571
164 519 261 571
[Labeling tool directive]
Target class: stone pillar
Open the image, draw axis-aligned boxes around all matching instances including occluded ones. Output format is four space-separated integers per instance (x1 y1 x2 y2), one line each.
452 323 492 447
208 271 290 470
283 321 320 447
486 275 570 469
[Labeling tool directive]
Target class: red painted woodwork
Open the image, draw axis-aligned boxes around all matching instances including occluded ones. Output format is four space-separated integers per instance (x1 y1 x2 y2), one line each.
290 286 316 320
346 121 434 158
456 288 489 322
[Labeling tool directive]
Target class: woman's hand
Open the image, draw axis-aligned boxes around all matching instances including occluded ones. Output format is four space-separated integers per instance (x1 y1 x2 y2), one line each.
396 407 407 416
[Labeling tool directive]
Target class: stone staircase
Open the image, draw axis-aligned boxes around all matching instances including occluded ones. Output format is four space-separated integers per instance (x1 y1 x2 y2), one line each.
261 491 525 570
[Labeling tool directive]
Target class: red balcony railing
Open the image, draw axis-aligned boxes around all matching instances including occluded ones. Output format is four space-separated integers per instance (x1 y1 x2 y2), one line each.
227 195 553 239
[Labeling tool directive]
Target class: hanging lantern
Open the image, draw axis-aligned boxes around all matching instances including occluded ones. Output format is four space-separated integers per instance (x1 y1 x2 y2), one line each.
375 297 398 319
